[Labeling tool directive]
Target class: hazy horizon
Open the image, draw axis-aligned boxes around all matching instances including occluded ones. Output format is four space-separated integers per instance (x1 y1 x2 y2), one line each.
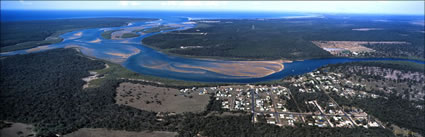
1 1 424 15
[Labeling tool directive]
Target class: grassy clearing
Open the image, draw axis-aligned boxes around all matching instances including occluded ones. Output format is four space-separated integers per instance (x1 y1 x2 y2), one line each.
116 82 210 113
0 122 35 137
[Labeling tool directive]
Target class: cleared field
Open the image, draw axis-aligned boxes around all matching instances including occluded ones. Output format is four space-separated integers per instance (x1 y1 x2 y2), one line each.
312 41 409 56
64 128 177 137
115 82 210 113
0 122 35 137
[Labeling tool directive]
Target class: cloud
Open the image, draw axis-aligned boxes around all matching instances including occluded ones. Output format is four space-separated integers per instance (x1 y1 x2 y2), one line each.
120 1 129 6
181 1 201 6
19 0 32 5
161 1 227 7
120 1 141 6
130 2 141 6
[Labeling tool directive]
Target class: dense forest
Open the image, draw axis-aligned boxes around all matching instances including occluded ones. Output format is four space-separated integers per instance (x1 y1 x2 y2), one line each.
1 18 154 52
143 15 424 60
0 49 169 136
0 49 397 136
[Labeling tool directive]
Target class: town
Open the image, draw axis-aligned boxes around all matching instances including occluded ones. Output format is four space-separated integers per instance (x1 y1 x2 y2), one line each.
179 70 383 128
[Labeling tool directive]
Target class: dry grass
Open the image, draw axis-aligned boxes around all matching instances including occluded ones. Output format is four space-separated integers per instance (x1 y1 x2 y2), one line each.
115 82 210 113
391 124 423 137
64 128 177 137
0 122 35 137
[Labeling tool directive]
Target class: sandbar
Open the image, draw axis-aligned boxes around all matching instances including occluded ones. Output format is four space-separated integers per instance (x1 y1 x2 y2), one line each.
25 45 50 53
175 60 289 78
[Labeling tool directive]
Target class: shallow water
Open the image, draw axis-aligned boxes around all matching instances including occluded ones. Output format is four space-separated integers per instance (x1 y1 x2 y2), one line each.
2 12 424 83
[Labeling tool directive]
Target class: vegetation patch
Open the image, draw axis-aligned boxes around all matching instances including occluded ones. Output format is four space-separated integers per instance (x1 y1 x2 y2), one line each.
134 25 179 33
121 32 140 38
101 29 122 39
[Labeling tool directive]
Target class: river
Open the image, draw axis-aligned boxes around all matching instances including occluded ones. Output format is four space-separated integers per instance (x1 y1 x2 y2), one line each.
1 12 424 83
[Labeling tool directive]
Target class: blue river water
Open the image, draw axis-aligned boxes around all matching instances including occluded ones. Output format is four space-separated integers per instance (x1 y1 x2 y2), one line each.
1 10 424 83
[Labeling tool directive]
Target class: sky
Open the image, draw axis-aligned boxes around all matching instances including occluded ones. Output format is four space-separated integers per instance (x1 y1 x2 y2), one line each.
1 1 424 15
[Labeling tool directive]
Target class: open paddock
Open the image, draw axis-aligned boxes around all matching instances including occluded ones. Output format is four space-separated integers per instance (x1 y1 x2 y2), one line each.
115 82 210 113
